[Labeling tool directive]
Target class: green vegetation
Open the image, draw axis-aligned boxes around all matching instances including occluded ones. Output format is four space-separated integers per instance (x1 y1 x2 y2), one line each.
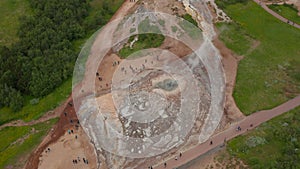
119 34 165 58
216 0 248 9
84 0 123 33
217 22 253 55
0 0 31 46
268 4 300 25
216 0 300 115
158 19 166 27
138 17 162 33
181 14 198 27
0 0 89 111
0 1 122 168
178 16 202 39
228 106 300 168
0 78 71 125
0 118 58 169
0 0 122 113
171 26 178 33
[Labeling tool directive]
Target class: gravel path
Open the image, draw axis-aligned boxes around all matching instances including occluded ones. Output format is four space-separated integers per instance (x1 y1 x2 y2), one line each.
154 95 300 169
254 0 300 29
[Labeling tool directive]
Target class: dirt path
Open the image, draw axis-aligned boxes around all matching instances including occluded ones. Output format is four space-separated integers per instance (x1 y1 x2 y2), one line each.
24 1 138 169
18 0 300 168
154 95 300 169
254 0 300 29
0 96 72 130
24 99 79 169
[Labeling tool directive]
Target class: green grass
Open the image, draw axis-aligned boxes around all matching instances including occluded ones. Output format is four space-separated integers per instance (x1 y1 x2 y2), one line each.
119 33 165 58
0 118 58 169
0 0 124 125
181 14 198 27
138 17 162 34
217 22 253 56
171 26 178 33
268 4 300 25
216 0 300 115
178 17 202 39
73 0 124 85
0 78 71 125
227 106 300 168
0 1 123 168
0 0 31 46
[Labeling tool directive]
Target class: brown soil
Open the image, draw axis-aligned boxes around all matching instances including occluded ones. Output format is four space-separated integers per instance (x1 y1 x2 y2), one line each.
25 99 78 169
22 0 300 168
24 1 138 169
160 37 193 58
38 127 97 169
212 37 245 127
95 52 121 96
22 1 243 168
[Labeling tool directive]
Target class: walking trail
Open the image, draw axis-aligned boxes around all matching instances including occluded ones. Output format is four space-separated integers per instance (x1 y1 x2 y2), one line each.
0 0 136 131
154 95 300 169
3 0 299 168
254 0 300 29
0 96 72 130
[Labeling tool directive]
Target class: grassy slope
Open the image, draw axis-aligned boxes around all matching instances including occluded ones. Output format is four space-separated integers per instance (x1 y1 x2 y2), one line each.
227 106 300 168
0 0 30 46
268 4 300 25
0 78 71 125
217 1 300 115
0 118 58 168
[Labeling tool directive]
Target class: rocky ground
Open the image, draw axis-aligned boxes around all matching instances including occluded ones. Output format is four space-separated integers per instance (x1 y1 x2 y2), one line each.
26 0 246 168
